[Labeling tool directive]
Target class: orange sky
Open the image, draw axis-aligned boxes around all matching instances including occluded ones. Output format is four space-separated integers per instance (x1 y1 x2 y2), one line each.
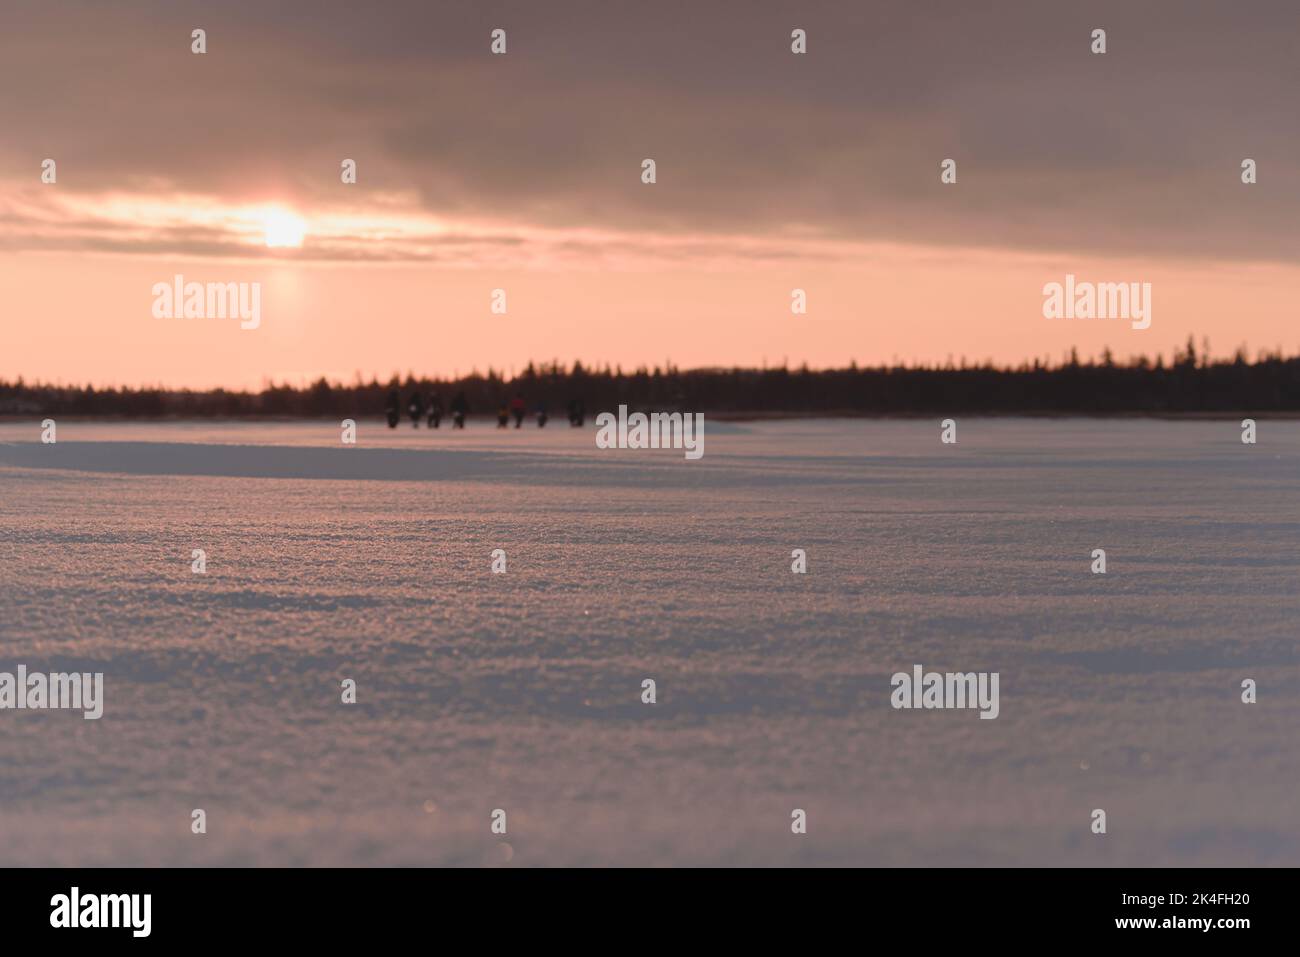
5 244 1297 390
2 1 1298 389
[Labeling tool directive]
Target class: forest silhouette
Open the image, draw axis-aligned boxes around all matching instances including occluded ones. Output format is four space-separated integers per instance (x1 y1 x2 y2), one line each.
4 341 1297 418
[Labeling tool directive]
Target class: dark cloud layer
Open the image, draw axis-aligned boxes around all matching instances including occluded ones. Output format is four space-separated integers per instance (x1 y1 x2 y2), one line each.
3 0 1299 261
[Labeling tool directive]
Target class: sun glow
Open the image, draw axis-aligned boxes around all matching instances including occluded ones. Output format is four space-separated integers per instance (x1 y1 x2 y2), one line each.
263 207 307 248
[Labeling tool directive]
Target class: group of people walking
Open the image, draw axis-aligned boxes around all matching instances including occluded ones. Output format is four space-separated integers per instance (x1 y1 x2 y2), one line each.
385 390 586 430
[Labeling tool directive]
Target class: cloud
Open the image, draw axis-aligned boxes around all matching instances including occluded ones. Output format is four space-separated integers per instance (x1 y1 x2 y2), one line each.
0 184 886 267
2 0 1298 262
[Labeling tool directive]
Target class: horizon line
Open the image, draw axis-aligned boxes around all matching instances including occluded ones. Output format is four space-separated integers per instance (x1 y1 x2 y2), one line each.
6 340 1298 395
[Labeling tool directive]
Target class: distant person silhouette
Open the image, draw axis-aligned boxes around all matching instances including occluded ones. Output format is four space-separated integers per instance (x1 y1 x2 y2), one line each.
427 392 443 429
385 389 400 428
450 391 468 429
535 400 548 428
407 391 425 428
496 403 510 428
510 394 526 429
568 397 585 427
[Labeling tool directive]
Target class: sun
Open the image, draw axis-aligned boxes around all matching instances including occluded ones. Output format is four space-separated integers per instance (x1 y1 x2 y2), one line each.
263 208 307 248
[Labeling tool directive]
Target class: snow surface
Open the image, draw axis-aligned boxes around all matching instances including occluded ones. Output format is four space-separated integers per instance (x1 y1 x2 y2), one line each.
0 418 1296 866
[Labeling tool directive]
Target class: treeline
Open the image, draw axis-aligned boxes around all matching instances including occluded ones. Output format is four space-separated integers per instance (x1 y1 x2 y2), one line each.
4 343 1299 417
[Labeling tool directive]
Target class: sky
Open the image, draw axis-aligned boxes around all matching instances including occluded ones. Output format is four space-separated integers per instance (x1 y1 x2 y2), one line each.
2 0 1299 389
